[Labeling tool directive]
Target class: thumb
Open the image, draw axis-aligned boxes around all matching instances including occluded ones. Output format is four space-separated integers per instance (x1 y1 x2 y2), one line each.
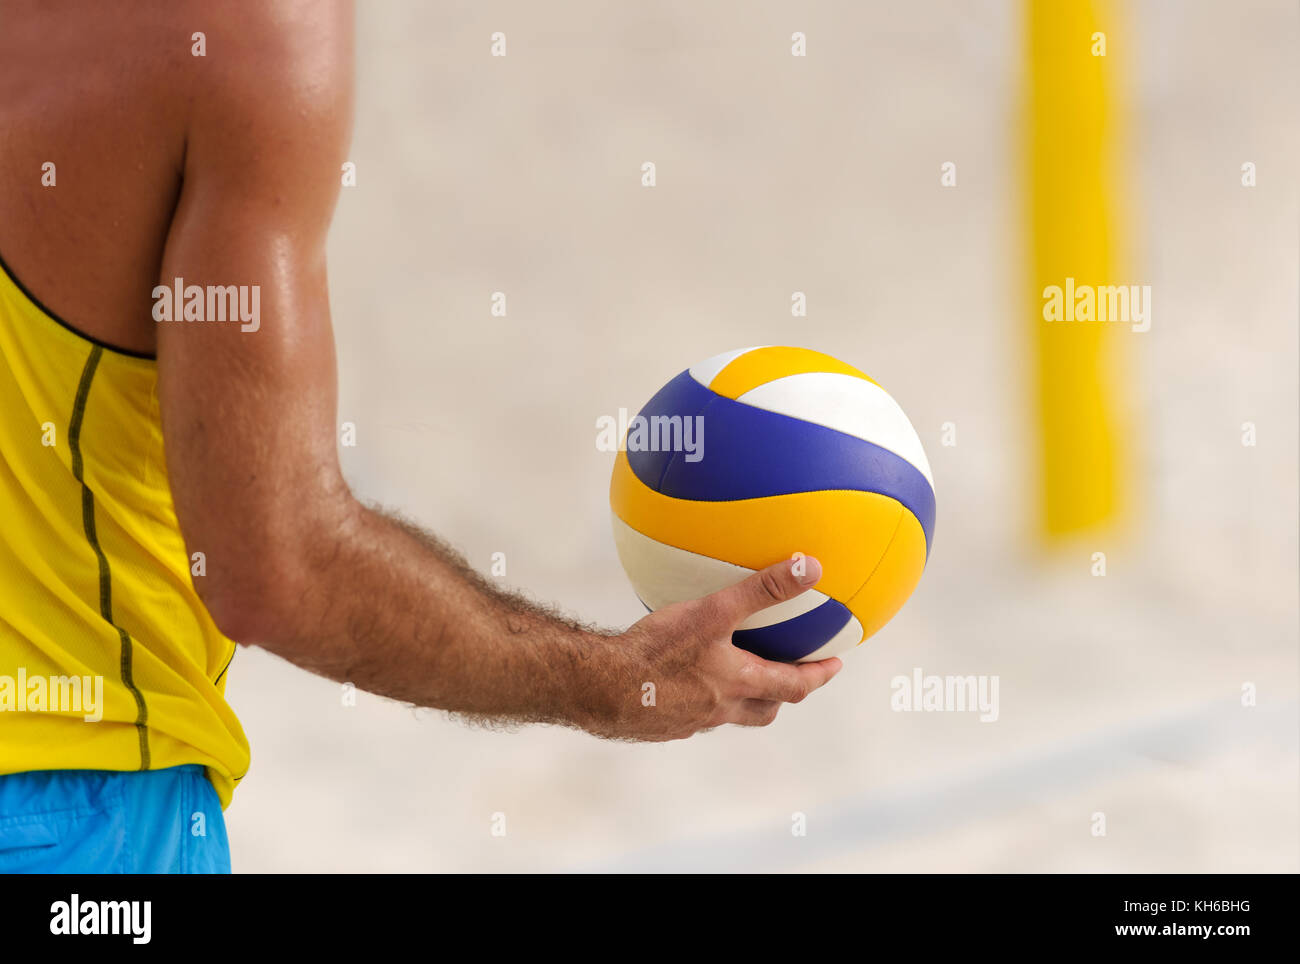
709 553 823 627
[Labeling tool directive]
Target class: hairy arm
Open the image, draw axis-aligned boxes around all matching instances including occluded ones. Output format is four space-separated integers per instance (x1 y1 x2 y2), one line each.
158 1 838 739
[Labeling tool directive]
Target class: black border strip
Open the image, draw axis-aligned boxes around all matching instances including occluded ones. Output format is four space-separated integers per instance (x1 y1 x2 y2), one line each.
0 249 156 360
213 644 236 687
69 345 151 769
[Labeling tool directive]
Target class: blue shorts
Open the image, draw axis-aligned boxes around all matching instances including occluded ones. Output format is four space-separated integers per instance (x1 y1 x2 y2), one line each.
0 765 231 873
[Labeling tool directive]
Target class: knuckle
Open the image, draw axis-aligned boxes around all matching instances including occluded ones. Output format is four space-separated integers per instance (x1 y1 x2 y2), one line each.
693 687 726 732
693 597 732 636
757 569 786 603
765 668 807 703
710 601 740 636
734 659 761 689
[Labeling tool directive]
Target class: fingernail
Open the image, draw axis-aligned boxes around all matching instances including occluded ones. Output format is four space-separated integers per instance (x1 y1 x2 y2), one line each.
792 552 822 586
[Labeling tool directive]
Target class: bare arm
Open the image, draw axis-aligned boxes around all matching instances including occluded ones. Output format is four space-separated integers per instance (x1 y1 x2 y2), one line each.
157 1 839 739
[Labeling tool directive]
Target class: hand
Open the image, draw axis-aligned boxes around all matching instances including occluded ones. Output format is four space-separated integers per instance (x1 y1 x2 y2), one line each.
597 554 844 741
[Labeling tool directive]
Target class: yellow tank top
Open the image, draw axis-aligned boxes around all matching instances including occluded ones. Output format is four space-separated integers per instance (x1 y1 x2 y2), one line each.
0 255 248 808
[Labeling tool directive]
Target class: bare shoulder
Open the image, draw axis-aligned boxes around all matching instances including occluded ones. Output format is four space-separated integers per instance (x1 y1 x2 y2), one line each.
168 0 356 231
0 1 354 354
181 0 356 135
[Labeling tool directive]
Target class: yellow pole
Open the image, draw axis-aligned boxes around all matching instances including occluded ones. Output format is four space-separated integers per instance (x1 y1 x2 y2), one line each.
1026 0 1129 538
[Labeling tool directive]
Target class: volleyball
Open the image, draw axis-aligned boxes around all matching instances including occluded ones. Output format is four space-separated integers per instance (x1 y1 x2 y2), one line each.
609 346 935 662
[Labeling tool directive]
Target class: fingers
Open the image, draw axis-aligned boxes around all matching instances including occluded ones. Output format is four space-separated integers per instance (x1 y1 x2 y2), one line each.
726 661 840 727
705 553 824 628
742 655 843 703
731 699 782 727
794 656 843 693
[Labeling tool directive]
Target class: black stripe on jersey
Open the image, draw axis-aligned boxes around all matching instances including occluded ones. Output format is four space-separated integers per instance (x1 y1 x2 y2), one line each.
69 345 151 770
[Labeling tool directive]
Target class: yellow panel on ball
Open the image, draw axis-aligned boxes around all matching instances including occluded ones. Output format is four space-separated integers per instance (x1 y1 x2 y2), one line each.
610 347 934 662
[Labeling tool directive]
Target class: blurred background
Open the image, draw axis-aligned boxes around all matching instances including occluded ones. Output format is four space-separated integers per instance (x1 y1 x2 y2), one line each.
224 0 1299 872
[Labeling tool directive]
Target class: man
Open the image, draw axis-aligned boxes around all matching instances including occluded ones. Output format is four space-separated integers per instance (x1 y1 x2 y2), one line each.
0 0 841 873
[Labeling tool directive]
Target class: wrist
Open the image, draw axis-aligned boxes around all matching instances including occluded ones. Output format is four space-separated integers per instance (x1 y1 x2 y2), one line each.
564 631 636 735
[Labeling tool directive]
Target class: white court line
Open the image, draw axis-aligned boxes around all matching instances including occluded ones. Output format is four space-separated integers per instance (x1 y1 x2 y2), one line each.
572 698 1298 873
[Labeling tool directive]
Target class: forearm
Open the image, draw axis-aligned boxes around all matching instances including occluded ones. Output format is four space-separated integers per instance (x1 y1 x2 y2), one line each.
238 498 634 730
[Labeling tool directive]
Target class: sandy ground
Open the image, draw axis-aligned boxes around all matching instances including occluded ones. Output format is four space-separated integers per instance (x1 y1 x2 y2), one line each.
223 0 1299 872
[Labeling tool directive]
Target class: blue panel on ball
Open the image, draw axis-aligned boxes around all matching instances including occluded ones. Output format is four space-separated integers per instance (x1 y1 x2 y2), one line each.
623 370 936 554
731 597 853 662
623 370 715 491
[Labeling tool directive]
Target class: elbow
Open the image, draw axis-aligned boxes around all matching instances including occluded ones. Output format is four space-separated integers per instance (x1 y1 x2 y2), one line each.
203 590 281 646
185 488 359 648
196 549 308 647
